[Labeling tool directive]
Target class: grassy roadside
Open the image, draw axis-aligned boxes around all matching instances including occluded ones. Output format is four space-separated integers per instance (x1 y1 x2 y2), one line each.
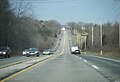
85 49 120 60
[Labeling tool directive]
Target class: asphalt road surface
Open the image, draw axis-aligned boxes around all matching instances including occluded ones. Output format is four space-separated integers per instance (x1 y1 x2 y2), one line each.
1 29 120 82
79 55 120 82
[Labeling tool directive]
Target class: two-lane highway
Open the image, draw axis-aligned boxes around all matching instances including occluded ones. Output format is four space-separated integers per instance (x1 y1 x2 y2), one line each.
1 29 111 82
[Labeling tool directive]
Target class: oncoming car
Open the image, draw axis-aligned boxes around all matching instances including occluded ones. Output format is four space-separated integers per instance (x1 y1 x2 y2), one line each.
26 48 40 57
0 47 11 58
22 49 28 56
43 50 51 55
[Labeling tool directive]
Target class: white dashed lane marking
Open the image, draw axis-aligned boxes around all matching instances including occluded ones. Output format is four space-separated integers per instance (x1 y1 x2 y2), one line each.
80 58 100 70
83 60 87 62
92 65 99 70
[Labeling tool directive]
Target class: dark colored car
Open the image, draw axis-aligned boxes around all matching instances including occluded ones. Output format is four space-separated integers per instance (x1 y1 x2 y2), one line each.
26 48 39 57
0 47 11 58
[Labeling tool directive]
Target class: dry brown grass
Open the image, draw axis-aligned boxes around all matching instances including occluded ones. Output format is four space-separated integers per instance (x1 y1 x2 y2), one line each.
88 48 120 60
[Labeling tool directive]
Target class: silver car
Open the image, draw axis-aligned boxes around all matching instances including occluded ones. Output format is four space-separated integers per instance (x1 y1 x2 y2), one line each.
26 48 39 57
43 50 50 55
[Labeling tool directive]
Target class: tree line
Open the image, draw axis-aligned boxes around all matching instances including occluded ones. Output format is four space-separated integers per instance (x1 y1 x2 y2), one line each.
67 21 119 52
0 0 61 53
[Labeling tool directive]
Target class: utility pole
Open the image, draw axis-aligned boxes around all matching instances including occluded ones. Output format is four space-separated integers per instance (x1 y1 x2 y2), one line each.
85 36 87 50
115 0 120 47
77 31 79 46
91 26 94 51
78 32 81 48
79 33 81 48
84 28 87 51
119 12 120 47
100 18 103 55
119 21 120 47
81 36 82 49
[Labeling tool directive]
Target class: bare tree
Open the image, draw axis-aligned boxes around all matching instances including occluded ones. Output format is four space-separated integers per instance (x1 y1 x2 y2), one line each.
0 0 13 46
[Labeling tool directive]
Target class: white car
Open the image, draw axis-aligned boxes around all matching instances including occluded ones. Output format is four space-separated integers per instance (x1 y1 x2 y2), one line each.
22 49 28 56
43 50 50 55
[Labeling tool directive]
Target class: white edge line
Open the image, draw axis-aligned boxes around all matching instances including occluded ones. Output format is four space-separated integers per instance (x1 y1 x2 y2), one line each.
90 55 120 63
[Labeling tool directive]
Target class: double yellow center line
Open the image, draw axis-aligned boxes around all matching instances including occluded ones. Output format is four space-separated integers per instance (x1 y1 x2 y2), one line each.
0 56 53 82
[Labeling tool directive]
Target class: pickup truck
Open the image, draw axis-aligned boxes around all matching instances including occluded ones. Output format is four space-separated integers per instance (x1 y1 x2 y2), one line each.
71 46 81 54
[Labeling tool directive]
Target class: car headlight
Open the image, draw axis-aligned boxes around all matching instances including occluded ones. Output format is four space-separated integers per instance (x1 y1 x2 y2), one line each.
23 52 26 54
26 52 29 53
35 51 38 53
3 52 6 54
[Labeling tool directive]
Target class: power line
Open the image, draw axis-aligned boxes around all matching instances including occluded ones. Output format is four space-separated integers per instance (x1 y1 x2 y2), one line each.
101 0 120 23
109 0 120 22
102 0 116 18
109 2 120 21
113 8 120 21
11 0 78 3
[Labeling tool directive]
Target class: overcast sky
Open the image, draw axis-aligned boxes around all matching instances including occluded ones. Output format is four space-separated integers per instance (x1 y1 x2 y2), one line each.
11 0 120 24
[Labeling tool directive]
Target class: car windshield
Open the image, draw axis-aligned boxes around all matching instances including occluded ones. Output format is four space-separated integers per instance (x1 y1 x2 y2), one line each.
29 48 38 51
0 47 7 51
24 49 28 51
44 50 49 52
